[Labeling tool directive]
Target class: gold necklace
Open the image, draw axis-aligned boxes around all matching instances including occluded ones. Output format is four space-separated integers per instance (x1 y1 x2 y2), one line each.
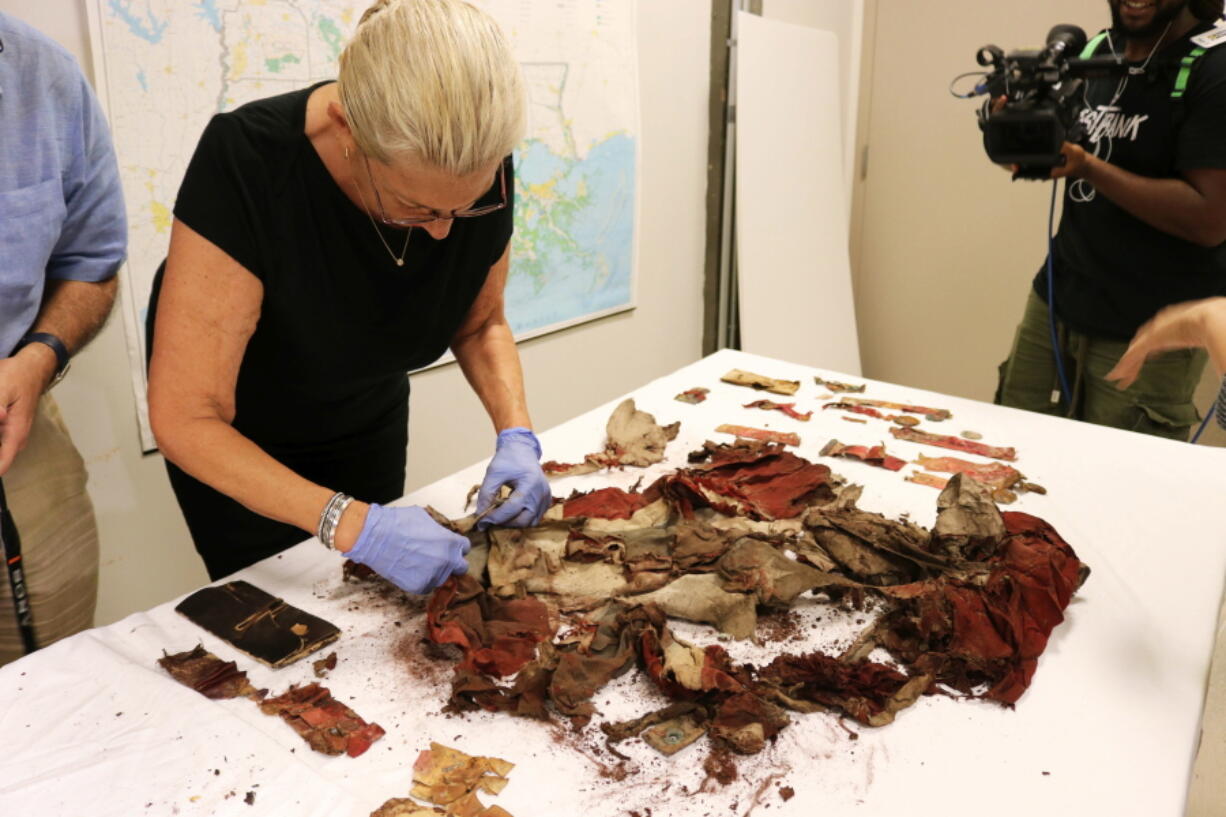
348 147 413 267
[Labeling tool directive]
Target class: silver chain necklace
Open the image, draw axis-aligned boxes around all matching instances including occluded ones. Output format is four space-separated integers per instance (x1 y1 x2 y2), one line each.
347 147 414 267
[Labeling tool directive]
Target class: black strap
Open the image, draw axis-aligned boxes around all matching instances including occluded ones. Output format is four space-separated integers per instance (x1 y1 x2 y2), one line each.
0 479 37 655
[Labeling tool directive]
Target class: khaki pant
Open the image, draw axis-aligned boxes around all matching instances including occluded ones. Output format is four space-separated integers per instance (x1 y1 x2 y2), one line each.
996 291 1208 440
0 394 99 666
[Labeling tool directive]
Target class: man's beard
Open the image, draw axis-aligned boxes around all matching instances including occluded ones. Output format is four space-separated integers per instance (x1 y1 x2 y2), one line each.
1111 1 1188 38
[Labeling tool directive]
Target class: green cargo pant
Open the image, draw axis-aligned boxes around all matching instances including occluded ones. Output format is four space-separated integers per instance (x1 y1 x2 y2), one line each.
995 290 1207 441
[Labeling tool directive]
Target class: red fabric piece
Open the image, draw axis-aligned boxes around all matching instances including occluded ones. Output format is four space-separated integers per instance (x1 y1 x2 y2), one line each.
743 400 813 422
915 455 1021 486
648 443 833 521
890 426 1017 461
714 424 801 446
820 439 907 471
823 403 887 420
759 652 915 724
639 628 744 699
258 683 386 757
427 576 555 678
562 487 650 520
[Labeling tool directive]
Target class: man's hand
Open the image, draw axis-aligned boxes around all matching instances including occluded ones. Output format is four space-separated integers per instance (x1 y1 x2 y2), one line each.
1050 143 1091 180
0 344 58 475
1107 297 1226 389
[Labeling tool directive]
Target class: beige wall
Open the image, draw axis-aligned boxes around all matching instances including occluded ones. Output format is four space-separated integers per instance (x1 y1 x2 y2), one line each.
17 0 712 625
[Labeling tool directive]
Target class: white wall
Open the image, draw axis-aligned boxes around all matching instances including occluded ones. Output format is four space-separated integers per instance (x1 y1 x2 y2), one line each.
16 0 711 625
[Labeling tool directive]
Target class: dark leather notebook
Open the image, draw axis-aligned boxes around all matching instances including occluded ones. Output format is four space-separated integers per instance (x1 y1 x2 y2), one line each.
174 581 340 668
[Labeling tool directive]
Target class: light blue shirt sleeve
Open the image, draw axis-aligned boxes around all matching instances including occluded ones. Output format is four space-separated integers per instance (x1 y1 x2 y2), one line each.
47 72 127 283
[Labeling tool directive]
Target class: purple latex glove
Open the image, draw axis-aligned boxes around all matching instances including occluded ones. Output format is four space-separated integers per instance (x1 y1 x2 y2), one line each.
476 427 552 529
347 504 469 595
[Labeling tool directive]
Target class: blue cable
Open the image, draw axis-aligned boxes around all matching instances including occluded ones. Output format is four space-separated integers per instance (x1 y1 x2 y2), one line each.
1190 405 1214 444
1045 181 1074 409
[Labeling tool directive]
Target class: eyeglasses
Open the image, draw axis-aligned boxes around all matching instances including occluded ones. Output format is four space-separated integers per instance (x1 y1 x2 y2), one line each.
361 154 507 227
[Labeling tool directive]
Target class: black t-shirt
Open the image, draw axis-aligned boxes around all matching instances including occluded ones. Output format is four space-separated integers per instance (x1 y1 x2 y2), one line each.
1038 24 1226 339
149 82 513 457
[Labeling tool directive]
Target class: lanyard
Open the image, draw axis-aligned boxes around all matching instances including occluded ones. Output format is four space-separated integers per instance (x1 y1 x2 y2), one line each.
0 479 37 655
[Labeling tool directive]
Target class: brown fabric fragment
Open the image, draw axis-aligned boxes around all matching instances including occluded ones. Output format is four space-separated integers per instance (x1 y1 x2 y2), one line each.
742 400 812 422
721 369 801 395
931 474 1007 561
426 575 555 678
814 376 866 393
759 652 931 727
542 399 680 476
624 574 757 640
312 651 337 678
675 387 710 404
889 425 1017 461
709 692 791 754
410 742 514 806
258 683 385 757
717 537 845 606
157 645 264 701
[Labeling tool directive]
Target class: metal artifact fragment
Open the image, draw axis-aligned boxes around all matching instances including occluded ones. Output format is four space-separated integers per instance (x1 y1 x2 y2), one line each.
721 369 801 396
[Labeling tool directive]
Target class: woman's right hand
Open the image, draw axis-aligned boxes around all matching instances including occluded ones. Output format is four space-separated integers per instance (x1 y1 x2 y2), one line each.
341 504 470 595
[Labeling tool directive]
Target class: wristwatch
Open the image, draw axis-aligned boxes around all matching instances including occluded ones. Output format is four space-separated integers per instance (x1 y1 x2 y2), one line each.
14 332 71 389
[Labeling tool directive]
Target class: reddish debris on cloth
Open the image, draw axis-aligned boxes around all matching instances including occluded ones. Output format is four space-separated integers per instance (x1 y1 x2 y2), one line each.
676 387 711 404
561 486 650 520
820 439 907 472
258 683 385 757
648 440 834 520
714 424 801 447
840 397 952 421
889 426 1017 461
427 575 555 678
158 645 264 700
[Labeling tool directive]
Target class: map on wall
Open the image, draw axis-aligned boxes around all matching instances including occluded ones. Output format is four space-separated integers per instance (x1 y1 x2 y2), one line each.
86 0 639 450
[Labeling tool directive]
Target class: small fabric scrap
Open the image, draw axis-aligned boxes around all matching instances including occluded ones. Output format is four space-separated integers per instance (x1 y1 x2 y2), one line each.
814 376 866 393
258 683 385 757
721 369 801 396
675 387 710 404
820 439 906 472
561 486 650 520
890 426 1017 461
715 424 800 447
427 575 555 677
158 645 264 701
743 400 812 422
542 398 679 477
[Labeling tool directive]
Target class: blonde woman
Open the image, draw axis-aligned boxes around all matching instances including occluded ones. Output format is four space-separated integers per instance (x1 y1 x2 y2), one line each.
146 0 549 592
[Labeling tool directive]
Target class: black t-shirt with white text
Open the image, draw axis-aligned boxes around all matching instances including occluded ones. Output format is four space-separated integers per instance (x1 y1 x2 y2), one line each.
1038 24 1226 339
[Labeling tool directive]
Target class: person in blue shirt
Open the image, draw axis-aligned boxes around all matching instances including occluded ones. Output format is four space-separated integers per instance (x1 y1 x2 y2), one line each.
0 13 126 666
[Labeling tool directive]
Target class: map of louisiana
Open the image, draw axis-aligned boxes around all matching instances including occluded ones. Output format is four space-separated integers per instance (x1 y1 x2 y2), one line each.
87 0 639 449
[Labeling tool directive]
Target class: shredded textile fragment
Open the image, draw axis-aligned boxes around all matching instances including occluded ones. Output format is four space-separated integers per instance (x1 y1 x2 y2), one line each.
562 486 650 520
743 400 812 422
813 376 866 393
313 651 338 678
905 471 950 491
422 432 1086 761
259 683 386 757
842 416 868 424
715 424 801 447
371 743 516 817
837 397 952 422
675 387 710 404
904 454 1045 502
158 645 264 700
820 439 906 472
427 575 555 677
721 369 801 396
890 426 1018 461
823 402 921 427
542 399 680 477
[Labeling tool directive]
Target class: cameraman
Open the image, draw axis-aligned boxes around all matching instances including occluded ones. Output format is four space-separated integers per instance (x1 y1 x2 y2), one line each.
995 0 1226 439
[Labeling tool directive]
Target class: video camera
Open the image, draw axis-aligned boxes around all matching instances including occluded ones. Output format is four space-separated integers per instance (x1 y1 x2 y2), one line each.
971 25 1127 179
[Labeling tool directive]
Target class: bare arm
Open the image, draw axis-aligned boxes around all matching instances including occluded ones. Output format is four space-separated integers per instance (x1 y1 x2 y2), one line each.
148 219 369 550
0 277 118 475
1058 145 1226 247
450 243 533 431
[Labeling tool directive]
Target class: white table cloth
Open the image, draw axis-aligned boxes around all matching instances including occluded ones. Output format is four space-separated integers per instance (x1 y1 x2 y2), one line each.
2 349 1222 817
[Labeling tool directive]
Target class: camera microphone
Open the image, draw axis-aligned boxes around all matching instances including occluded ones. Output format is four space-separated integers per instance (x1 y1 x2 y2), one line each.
1044 24 1088 62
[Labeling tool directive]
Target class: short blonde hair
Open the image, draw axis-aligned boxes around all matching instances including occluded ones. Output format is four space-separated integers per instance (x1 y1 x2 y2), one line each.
338 0 525 175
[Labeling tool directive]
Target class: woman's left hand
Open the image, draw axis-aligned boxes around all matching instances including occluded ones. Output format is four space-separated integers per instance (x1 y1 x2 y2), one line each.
476 427 552 529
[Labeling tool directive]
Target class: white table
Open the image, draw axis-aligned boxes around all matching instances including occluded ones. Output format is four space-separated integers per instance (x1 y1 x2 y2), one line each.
2 349 1222 817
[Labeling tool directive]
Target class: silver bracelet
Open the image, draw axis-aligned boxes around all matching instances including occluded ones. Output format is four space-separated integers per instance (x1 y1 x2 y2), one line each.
317 492 354 550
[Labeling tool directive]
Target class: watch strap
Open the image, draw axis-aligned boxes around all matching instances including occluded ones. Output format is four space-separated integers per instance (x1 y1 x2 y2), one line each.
16 332 70 385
